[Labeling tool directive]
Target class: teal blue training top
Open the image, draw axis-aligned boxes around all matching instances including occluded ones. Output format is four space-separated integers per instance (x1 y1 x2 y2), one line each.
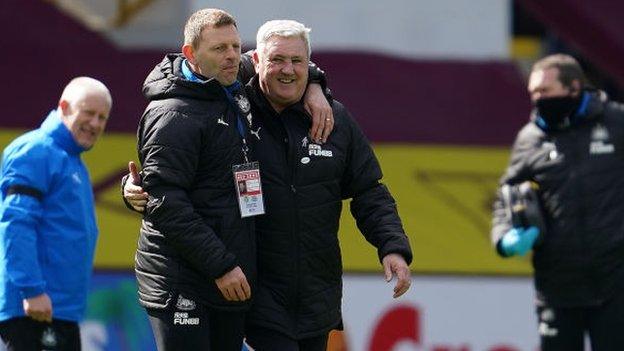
0 110 98 322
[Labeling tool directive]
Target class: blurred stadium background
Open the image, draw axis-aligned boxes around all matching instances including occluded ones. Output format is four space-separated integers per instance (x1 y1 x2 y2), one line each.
2 0 623 350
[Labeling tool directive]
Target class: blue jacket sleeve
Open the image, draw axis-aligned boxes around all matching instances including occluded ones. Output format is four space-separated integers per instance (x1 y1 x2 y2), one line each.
0 142 52 299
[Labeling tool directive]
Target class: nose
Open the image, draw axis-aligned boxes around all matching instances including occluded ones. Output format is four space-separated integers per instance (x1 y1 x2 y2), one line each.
225 46 238 60
90 115 105 129
281 60 294 74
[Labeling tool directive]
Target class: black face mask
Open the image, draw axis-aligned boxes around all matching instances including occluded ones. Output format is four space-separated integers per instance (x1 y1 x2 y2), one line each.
535 95 582 127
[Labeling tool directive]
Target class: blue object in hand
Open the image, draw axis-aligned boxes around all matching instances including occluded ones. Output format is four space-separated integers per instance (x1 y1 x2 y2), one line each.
500 226 540 256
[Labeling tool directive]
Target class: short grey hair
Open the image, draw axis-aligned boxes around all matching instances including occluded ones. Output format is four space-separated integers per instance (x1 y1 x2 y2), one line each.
184 8 237 49
256 20 311 58
60 76 112 109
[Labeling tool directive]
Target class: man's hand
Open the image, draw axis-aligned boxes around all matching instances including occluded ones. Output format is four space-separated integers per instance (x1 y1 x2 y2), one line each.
382 253 411 298
215 266 251 302
124 161 148 212
23 293 52 322
304 83 333 144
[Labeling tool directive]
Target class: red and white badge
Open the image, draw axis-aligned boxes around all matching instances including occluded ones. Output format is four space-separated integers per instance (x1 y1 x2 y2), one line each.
233 162 265 218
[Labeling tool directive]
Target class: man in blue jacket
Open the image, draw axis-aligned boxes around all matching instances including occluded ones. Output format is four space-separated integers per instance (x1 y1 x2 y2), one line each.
0 76 112 350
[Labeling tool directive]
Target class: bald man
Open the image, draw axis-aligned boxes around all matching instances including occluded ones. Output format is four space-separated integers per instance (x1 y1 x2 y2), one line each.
0 77 112 350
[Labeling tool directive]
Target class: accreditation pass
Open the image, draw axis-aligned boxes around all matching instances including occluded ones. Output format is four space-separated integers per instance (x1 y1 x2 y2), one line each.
233 161 265 218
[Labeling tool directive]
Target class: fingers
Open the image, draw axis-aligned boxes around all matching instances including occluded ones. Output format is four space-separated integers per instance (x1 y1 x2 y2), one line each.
231 275 251 301
305 104 333 144
215 267 251 302
241 277 252 300
220 282 250 302
25 307 52 322
307 104 322 143
313 111 327 143
383 259 393 282
232 285 246 301
219 286 233 301
309 110 333 144
123 175 148 211
382 253 411 298
23 294 53 322
320 110 334 143
128 161 141 184
393 267 411 298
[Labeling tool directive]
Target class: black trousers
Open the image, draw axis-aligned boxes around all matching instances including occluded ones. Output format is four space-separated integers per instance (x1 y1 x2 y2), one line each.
537 292 624 351
146 296 245 351
0 317 80 351
245 325 328 351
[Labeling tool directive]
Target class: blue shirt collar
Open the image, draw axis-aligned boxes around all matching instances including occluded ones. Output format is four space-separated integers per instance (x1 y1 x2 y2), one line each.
181 59 208 83
41 110 86 155
181 59 242 93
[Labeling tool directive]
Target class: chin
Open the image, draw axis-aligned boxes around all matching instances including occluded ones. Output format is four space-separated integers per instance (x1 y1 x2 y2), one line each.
78 139 96 150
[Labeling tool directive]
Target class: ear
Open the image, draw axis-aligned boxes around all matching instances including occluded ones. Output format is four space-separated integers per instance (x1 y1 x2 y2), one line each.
182 44 196 65
252 50 260 71
58 99 70 115
570 79 582 96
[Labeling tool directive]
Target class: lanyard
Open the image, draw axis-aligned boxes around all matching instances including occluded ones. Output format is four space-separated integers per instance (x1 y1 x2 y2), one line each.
223 82 252 163
180 61 253 163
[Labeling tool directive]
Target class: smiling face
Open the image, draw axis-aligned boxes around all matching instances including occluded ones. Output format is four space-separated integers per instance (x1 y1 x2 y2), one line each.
60 92 110 149
254 35 309 112
183 24 241 86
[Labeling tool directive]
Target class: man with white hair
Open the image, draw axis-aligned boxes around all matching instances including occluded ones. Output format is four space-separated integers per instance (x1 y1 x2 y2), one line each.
0 76 112 350
243 20 413 350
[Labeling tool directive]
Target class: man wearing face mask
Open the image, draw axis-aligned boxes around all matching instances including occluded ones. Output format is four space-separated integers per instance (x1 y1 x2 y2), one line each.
491 53 624 350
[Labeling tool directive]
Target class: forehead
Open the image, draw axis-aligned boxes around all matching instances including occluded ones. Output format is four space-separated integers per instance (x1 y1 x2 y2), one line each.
199 24 240 45
528 67 561 91
75 93 112 114
264 36 307 56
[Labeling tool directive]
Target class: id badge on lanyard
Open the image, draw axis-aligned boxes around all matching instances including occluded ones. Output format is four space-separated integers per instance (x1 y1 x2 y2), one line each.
233 161 265 217
225 84 265 218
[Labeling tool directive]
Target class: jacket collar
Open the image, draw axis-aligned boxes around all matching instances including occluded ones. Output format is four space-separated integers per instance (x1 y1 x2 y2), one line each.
142 54 227 102
532 89 607 131
41 110 85 155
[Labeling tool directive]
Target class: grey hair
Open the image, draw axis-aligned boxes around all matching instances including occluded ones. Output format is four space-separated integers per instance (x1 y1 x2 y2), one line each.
256 20 311 58
60 76 112 109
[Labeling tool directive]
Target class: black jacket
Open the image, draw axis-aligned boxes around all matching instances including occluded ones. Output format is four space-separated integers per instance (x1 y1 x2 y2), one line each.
135 54 256 310
492 90 624 307
245 77 413 338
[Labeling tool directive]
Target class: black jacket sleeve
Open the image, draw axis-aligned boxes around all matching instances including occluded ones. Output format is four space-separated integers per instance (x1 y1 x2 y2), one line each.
138 107 237 279
491 125 535 255
339 106 413 265
239 51 256 83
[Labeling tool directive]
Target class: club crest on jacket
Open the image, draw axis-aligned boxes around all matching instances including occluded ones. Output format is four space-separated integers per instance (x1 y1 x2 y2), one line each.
176 294 196 311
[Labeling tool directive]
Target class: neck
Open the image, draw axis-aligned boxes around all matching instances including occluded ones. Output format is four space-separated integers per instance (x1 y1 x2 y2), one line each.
268 100 286 113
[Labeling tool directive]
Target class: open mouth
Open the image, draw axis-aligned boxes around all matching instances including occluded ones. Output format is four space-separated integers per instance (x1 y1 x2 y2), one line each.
80 127 97 138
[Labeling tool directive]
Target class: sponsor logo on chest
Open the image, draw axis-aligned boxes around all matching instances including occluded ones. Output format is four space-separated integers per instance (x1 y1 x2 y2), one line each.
308 143 333 157
589 123 614 155
173 295 200 325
